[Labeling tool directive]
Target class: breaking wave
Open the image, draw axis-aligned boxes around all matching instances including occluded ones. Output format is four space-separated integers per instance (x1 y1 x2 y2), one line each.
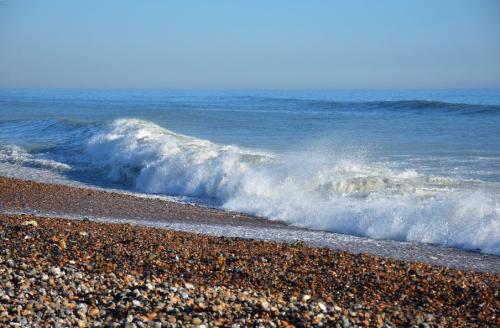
85 119 500 255
0 145 71 171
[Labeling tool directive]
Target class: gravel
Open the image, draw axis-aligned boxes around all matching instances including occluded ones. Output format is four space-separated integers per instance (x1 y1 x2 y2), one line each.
0 214 498 327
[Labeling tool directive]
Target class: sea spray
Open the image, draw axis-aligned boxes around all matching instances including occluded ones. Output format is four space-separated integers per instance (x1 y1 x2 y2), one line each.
85 119 500 255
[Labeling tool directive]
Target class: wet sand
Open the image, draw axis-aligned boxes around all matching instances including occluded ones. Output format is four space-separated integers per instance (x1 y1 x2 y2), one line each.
0 177 285 228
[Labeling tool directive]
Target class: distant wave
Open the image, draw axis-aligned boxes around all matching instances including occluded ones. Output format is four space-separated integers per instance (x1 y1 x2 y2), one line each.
316 100 500 114
361 100 500 112
240 96 500 114
80 118 500 255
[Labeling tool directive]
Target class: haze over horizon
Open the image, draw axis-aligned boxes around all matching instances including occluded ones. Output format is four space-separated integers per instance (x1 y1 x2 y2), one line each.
1 0 499 89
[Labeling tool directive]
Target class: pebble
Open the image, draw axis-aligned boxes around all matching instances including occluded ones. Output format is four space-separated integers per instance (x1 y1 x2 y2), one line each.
6 259 15 267
192 317 203 325
49 267 62 277
76 303 88 317
318 302 327 312
342 316 350 328
20 220 38 227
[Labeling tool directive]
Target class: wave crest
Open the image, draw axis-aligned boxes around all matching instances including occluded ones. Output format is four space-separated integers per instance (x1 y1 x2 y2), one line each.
87 119 274 200
83 119 500 255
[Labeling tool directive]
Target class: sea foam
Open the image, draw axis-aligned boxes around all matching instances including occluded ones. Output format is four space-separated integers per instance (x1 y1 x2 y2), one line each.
84 119 500 254
0 145 71 171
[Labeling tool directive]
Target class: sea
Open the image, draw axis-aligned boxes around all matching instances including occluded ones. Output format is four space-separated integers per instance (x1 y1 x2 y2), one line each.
1 88 499 255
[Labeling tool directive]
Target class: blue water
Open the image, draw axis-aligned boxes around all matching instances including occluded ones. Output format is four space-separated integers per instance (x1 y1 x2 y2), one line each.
1 88 499 254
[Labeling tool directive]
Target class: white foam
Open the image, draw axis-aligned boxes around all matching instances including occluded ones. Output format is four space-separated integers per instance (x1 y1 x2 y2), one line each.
82 119 500 255
0 145 71 171
87 119 274 199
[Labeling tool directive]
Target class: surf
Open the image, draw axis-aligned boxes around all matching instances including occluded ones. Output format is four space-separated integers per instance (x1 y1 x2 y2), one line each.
81 118 500 255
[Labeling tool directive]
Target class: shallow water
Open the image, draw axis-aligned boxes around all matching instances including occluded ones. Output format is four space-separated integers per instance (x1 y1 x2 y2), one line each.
1 89 499 254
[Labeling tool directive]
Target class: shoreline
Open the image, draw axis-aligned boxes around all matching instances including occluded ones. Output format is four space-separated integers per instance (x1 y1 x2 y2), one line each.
0 176 287 229
0 176 499 273
1 213 499 327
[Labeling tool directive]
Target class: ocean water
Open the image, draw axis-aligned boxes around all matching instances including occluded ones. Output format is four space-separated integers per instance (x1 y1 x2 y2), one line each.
1 89 499 255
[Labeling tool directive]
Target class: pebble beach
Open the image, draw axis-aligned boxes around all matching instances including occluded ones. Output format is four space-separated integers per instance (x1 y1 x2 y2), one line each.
0 179 499 327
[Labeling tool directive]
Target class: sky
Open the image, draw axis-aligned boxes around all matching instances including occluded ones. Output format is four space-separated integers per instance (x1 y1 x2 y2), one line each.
0 0 499 89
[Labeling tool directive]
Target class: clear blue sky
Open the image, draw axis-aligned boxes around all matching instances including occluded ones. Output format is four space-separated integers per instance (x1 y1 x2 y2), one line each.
1 0 499 89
